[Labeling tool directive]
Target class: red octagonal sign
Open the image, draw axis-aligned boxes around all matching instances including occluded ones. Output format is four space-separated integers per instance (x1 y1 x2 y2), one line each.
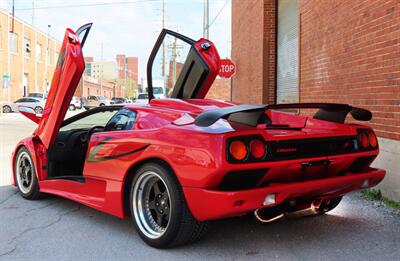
218 58 236 78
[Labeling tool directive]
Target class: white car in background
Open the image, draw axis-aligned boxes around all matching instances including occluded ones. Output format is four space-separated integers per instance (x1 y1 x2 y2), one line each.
83 95 114 110
69 96 82 111
1 97 45 114
135 93 149 104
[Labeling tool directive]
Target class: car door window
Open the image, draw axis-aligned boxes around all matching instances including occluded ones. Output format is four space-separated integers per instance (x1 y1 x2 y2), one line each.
15 98 28 103
60 110 118 131
105 109 136 131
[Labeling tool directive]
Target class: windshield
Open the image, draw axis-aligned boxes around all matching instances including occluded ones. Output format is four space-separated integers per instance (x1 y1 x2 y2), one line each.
98 96 107 100
153 87 164 95
138 94 148 99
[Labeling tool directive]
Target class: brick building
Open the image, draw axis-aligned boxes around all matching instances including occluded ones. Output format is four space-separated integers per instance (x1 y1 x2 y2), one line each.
0 10 61 101
116 54 138 83
232 0 400 200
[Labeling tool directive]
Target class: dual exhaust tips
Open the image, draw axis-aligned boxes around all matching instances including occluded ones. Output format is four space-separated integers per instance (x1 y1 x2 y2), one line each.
253 200 323 223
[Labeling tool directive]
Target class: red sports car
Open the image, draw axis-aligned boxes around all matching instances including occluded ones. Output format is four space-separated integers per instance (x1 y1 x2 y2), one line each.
12 24 385 248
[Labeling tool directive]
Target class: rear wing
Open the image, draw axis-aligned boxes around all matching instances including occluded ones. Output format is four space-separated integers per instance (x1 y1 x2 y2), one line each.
194 103 372 127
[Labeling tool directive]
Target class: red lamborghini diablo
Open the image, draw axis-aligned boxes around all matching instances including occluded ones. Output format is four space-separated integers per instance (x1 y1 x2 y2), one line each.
12 24 385 248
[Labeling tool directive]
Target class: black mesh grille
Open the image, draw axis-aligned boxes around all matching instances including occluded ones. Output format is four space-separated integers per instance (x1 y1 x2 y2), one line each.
217 169 268 191
348 156 375 173
269 136 357 161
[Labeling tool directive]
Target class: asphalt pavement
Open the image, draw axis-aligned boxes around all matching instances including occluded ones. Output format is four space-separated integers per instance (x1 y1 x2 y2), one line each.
0 113 399 260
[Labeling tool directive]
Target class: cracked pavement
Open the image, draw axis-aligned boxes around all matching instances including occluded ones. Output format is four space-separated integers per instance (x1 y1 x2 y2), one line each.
0 185 399 260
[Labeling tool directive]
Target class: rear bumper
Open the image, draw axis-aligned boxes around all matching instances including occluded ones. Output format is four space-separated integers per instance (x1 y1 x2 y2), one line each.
183 168 385 221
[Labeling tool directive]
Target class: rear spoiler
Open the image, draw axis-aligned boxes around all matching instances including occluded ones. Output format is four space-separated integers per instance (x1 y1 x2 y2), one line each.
194 103 372 127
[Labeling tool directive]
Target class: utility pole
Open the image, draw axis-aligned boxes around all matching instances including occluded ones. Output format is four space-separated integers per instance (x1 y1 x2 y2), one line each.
161 0 166 89
167 37 183 88
100 43 103 96
44 24 50 93
203 0 209 38
31 0 35 26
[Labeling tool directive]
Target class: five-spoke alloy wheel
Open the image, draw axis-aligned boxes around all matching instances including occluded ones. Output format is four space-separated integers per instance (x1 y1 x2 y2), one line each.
130 163 208 248
15 147 41 199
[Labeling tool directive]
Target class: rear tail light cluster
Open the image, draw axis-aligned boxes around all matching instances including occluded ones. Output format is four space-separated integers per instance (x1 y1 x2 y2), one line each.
357 129 378 150
227 136 267 163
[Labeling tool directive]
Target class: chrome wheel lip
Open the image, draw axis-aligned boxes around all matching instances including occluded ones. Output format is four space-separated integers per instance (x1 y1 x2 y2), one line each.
132 171 171 239
16 151 34 194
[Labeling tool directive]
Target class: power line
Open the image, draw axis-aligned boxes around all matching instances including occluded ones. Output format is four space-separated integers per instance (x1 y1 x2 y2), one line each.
14 0 160 11
208 0 229 29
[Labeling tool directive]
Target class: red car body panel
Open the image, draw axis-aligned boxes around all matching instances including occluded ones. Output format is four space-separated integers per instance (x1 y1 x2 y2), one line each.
12 26 385 222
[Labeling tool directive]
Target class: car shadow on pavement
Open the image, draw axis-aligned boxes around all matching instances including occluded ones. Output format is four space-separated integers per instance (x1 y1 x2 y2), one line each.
1 185 399 260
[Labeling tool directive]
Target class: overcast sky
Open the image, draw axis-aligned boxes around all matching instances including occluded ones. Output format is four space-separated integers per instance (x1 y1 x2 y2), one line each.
0 0 231 80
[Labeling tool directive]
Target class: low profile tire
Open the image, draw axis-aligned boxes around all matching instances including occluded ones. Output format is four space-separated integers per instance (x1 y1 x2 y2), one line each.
69 104 76 111
14 147 41 200
317 197 342 214
2 105 11 113
99 103 105 107
130 163 208 248
34 106 43 114
83 106 90 110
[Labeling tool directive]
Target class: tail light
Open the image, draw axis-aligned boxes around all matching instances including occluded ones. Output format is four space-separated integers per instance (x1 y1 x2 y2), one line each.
250 139 266 159
368 131 378 148
357 129 378 150
227 136 267 163
229 140 247 161
358 132 369 148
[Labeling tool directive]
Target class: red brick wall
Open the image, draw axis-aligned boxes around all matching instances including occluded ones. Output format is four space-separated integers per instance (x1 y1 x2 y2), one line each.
300 0 400 140
126 57 138 83
231 0 276 105
206 78 231 100
116 54 126 79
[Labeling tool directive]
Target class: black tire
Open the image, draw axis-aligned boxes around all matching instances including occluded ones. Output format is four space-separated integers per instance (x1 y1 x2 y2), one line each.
129 163 208 248
84 106 90 110
34 106 43 114
317 197 342 214
2 105 12 113
14 147 41 200
99 103 105 107
69 104 76 111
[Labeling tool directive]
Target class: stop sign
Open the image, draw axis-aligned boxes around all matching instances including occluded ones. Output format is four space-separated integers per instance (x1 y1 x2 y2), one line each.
218 59 236 78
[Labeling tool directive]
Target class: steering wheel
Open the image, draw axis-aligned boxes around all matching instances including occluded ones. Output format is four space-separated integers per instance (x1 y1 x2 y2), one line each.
82 126 105 143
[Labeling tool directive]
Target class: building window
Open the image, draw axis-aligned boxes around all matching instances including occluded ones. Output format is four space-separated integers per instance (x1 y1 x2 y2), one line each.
24 38 31 58
9 32 18 53
277 0 299 104
36 43 42 61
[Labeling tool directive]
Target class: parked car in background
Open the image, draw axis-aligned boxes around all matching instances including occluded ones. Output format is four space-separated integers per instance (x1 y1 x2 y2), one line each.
135 93 148 104
28 92 48 100
111 97 125 104
124 98 133 103
83 95 114 110
1 97 45 114
69 96 82 111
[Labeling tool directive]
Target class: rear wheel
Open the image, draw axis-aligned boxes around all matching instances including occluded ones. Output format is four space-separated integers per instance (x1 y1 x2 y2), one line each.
2 105 11 113
99 103 105 107
317 197 342 214
69 104 76 111
34 106 43 114
130 163 208 248
14 147 41 200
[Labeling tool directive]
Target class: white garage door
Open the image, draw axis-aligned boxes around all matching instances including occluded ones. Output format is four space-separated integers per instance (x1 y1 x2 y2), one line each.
277 0 299 104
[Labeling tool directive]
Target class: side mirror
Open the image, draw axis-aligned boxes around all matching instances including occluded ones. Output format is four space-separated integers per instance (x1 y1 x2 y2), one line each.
19 106 41 123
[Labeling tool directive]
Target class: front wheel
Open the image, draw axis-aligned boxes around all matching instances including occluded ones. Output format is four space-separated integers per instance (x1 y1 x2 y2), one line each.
68 104 76 111
14 147 41 199
2 105 12 113
130 163 208 248
34 106 43 114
